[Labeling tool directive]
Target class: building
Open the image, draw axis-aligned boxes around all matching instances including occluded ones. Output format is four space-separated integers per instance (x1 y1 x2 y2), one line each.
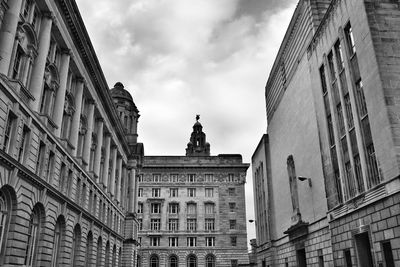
137 117 250 267
0 0 142 266
253 0 400 266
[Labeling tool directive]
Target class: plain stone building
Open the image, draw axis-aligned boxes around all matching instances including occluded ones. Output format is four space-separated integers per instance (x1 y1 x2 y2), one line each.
253 0 400 266
137 118 250 267
0 0 142 266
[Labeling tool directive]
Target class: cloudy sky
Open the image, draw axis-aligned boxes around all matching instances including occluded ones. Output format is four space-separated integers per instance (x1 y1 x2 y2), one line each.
76 0 297 246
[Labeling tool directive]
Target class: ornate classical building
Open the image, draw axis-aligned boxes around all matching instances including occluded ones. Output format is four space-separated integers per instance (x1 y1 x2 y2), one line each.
0 0 142 266
253 0 400 266
137 118 250 267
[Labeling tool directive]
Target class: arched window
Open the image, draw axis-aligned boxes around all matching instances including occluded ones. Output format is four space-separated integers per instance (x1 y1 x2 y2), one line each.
25 204 44 267
205 254 215 267
150 254 159 267
96 237 102 266
71 224 81 266
187 254 197 267
0 187 16 265
112 244 117 266
51 216 65 267
105 241 110 267
85 231 93 266
169 255 178 267
39 64 59 117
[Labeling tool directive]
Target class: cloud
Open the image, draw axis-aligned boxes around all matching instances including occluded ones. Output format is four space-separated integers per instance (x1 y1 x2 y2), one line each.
76 0 297 246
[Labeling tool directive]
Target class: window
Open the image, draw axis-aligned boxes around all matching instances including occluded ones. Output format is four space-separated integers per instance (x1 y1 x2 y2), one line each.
205 174 213 182
205 219 215 231
228 173 234 182
169 237 178 247
229 202 236 212
168 219 179 231
36 142 46 176
150 237 160 247
152 188 161 197
95 237 102 266
151 203 161 214
138 188 143 197
188 188 196 197
153 174 160 182
231 260 238 267
187 254 197 267
188 174 196 182
382 241 395 267
18 125 30 162
344 23 356 55
318 249 324 267
231 236 237 246
169 203 179 214
297 248 307 267
12 46 24 79
229 220 236 230
187 237 196 247
170 174 178 183
187 203 197 214
205 237 215 247
25 205 42 266
3 112 16 152
0 190 11 262
344 249 352 267
51 217 65 267
228 188 235 196
187 219 197 231
137 203 143 213
84 232 92 266
138 219 143 230
138 174 143 182
46 151 55 183
205 188 214 197
169 255 178 267
150 219 161 231
150 254 159 267
170 188 178 197
205 203 215 214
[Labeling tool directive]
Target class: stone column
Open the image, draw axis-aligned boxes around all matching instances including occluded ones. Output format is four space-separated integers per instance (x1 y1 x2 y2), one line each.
128 167 136 213
93 119 103 182
82 100 95 168
0 0 23 74
110 146 117 197
53 51 71 137
29 12 55 112
116 158 122 203
70 78 85 155
102 134 111 190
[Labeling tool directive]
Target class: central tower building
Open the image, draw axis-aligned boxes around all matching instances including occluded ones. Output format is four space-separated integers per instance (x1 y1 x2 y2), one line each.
137 117 250 267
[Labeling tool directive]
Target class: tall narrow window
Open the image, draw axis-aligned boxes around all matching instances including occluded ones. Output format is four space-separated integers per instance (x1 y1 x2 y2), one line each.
206 254 216 267
51 216 64 267
104 241 110 267
25 205 42 267
96 237 102 266
0 190 12 263
150 254 159 267
12 46 24 79
36 142 46 176
18 126 30 163
3 112 16 152
187 254 197 267
46 151 55 183
85 232 93 266
344 23 356 55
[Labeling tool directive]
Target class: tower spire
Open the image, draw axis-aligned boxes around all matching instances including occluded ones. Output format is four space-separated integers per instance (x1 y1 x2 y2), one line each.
186 115 210 156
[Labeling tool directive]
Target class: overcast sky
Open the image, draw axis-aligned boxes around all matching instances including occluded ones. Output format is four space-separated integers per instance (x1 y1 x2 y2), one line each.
76 0 297 247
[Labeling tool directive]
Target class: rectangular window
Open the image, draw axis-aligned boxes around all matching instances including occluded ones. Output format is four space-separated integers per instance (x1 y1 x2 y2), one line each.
36 141 46 175
205 203 215 214
337 104 345 136
334 40 344 72
229 202 236 212
151 203 161 214
355 80 368 117
46 151 55 182
344 23 356 55
228 173 234 182
318 249 324 267
187 219 197 231
150 219 161 231
188 188 196 197
205 174 213 182
231 236 237 246
188 174 196 183
18 125 30 162
344 249 352 267
327 51 336 81
205 219 215 231
169 203 179 214
382 241 395 267
153 174 160 182
231 260 238 267
205 237 215 247
170 188 178 197
169 237 178 247
205 188 214 197
3 113 16 152
170 174 178 183
344 94 354 128
12 47 24 79
152 188 160 197
229 220 236 230
150 237 160 247
138 188 143 197
187 237 196 247
137 203 143 213
168 219 179 231
187 203 197 214
228 188 235 196
138 174 143 182
366 143 379 188
138 219 143 230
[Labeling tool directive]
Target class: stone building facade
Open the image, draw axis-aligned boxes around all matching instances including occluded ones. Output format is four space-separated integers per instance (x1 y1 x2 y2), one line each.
253 0 400 266
137 119 250 267
0 0 142 266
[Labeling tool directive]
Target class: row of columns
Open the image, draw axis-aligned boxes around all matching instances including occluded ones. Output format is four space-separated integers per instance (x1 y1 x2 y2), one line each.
0 0 135 209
